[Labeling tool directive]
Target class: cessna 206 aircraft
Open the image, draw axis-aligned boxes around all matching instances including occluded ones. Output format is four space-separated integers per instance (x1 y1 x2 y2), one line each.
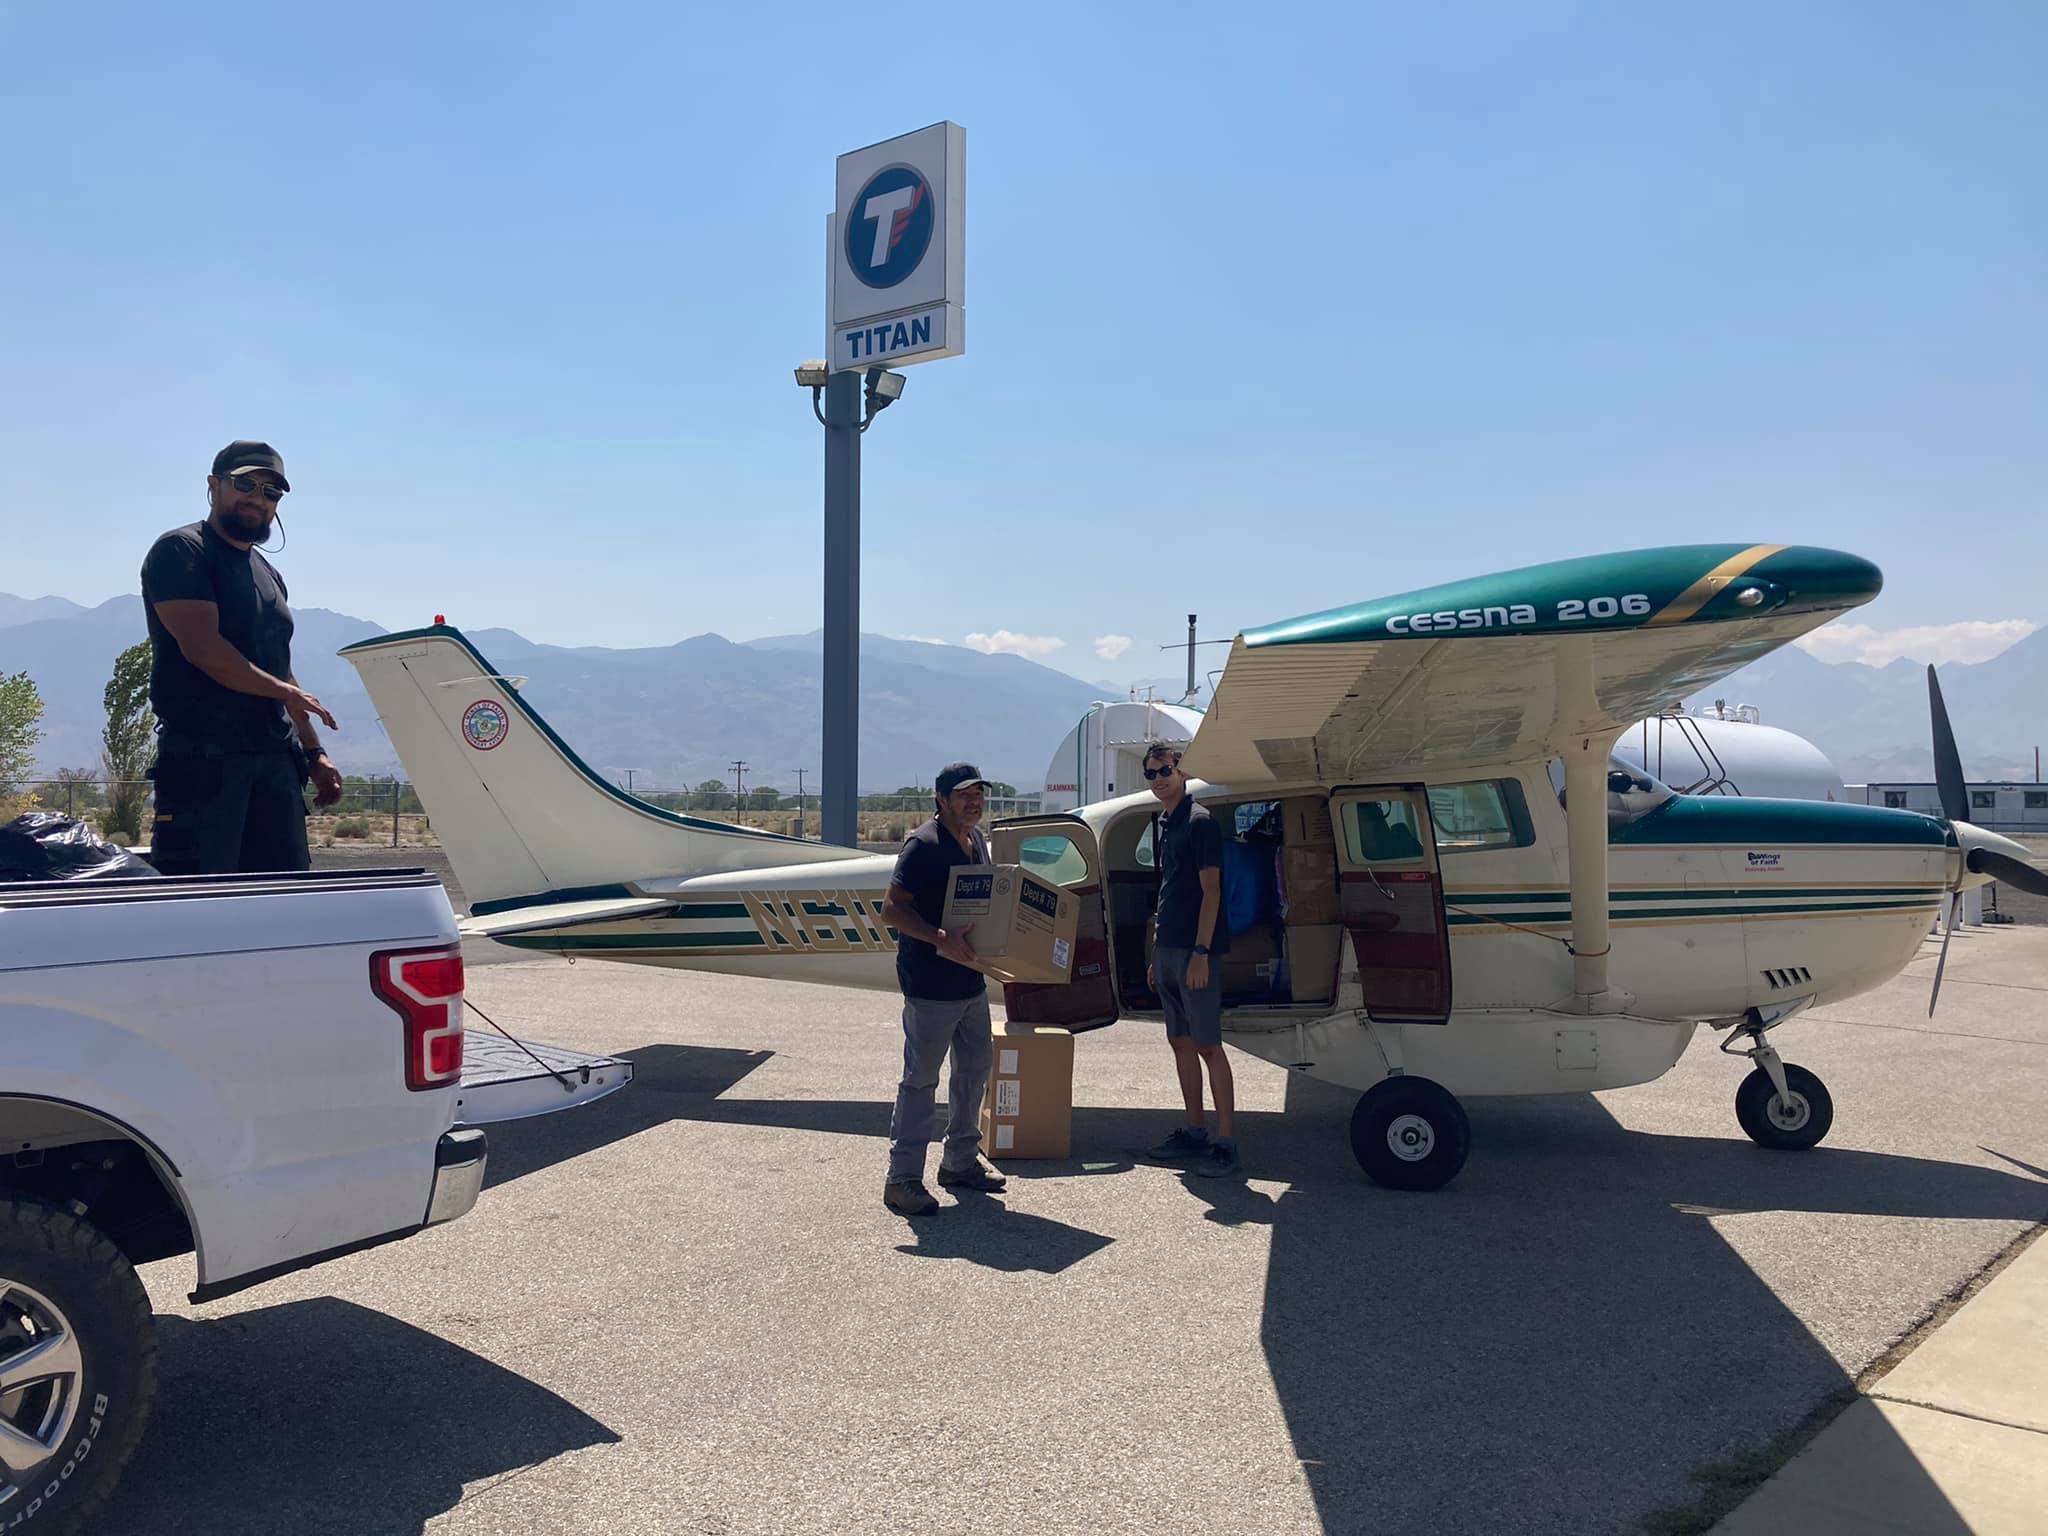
341 542 2048 1189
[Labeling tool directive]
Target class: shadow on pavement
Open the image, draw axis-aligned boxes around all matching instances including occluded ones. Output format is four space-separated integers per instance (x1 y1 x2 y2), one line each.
892 1188 1114 1273
471 1042 2046 1531
96 1297 619 1536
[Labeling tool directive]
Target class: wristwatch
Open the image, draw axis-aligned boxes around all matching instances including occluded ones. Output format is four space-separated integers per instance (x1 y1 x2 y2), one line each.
1193 943 1211 956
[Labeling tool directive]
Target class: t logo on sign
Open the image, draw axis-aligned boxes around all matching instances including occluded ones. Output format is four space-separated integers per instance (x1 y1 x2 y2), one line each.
846 165 934 289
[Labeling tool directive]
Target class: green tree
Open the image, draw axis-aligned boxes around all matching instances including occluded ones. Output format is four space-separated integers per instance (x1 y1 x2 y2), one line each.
694 777 734 811
0 671 47 802
47 767 105 816
747 785 784 811
100 641 155 842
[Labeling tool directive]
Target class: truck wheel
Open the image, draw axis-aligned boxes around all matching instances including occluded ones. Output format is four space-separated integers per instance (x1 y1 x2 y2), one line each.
0 1198 157 1535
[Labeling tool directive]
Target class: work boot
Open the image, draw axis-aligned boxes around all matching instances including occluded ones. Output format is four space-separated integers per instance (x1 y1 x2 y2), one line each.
937 1156 1007 1192
883 1179 940 1216
1144 1126 1210 1161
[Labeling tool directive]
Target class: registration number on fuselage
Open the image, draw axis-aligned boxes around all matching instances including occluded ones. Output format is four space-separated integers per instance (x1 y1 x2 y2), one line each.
1385 594 1653 635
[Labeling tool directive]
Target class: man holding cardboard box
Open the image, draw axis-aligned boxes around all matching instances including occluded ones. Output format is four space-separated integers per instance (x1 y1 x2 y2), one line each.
877 762 1010 1216
1141 741 1242 1178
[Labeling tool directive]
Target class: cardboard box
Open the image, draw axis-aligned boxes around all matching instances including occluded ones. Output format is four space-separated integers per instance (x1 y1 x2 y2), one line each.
1280 796 1342 925
980 1025 1074 1159
1286 923 1344 1003
942 864 1080 985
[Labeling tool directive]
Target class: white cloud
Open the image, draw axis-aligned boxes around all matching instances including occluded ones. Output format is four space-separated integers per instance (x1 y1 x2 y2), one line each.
898 634 949 646
1794 619 2037 668
1093 633 1134 662
964 629 1066 659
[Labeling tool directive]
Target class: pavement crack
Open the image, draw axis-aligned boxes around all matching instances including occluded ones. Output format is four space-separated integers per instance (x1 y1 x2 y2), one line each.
1808 1015 2047 1046
1863 1390 2048 1438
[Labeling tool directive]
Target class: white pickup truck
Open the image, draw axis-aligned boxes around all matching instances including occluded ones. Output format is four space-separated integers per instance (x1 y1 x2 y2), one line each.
0 866 629 1534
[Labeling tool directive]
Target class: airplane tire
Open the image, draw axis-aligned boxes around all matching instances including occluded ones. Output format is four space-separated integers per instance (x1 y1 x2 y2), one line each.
1735 1064 1834 1151
1350 1076 1471 1190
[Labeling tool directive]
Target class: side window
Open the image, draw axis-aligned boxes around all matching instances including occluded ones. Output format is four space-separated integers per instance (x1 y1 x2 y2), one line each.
1426 779 1534 854
1341 799 1428 864
1019 832 1092 888
2027 792 2048 811
1884 791 1909 809
1134 819 1155 868
1972 790 1997 810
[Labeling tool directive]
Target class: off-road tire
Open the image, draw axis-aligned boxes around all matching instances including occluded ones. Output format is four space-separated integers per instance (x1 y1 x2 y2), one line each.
0 1197 158 1534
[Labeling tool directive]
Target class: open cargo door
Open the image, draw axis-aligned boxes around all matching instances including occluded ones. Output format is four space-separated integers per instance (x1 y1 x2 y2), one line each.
1330 785 1453 1023
988 814 1119 1032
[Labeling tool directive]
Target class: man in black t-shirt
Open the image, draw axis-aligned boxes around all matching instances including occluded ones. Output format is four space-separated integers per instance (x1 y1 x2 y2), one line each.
140 440 344 875
1141 740 1240 1178
875 761 1008 1216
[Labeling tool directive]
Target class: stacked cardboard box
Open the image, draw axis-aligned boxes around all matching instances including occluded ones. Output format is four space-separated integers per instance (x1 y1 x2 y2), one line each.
980 1025 1074 1158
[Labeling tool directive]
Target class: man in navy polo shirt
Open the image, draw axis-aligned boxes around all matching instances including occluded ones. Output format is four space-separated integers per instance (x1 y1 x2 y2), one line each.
876 762 1009 1216
1141 740 1240 1177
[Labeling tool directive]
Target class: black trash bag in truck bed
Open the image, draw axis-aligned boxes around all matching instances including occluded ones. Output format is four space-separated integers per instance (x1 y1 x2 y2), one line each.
0 811 161 881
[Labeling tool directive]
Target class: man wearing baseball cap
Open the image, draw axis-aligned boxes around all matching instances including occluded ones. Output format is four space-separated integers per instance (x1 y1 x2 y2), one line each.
876 761 1009 1215
139 440 344 875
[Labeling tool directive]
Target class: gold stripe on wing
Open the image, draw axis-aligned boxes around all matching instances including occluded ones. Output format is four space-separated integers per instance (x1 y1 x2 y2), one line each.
1647 543 1787 627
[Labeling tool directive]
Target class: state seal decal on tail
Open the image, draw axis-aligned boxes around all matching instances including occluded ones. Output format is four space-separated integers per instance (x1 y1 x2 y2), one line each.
462 699 509 751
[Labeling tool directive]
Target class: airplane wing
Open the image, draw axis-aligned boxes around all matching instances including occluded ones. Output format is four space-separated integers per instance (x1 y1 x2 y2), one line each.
1182 543 1880 786
459 895 676 939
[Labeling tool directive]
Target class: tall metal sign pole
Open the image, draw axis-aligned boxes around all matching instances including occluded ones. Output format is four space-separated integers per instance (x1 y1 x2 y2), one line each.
815 121 965 846
821 369 861 847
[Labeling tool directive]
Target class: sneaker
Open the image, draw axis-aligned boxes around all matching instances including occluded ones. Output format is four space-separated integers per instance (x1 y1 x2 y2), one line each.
1145 1126 1211 1161
883 1179 940 1215
937 1157 1007 1192
1192 1140 1242 1179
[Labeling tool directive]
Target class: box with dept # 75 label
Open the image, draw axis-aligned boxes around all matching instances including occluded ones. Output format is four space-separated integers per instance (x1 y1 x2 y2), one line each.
940 864 1080 986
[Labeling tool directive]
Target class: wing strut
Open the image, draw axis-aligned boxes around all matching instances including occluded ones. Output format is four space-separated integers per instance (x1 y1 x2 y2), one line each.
1555 637 1628 1012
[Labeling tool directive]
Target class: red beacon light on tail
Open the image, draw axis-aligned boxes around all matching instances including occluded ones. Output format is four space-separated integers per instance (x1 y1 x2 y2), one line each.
434 614 446 625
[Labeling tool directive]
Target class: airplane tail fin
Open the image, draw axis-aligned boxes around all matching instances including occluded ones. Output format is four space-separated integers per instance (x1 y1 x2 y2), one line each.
339 625 855 911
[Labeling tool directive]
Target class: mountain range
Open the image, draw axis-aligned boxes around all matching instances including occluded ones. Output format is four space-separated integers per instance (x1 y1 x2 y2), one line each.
0 594 1112 792
6 590 2044 789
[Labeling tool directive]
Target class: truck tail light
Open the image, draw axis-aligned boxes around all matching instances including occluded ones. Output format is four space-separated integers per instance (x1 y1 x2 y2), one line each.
371 945 465 1091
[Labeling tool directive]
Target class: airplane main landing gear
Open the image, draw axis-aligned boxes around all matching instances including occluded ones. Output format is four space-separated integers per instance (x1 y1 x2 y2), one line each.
1350 1076 1471 1190
1722 1014 1834 1151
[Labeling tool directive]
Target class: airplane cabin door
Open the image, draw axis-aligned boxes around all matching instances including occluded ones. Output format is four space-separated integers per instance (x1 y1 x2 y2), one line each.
1330 786 1453 1023
988 815 1120 1031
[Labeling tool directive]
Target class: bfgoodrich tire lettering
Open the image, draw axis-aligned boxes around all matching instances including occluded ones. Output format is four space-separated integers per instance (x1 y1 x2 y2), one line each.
0 1198 157 1534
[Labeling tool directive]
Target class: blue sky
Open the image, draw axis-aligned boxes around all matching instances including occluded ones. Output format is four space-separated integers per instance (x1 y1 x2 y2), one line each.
2 2 2042 682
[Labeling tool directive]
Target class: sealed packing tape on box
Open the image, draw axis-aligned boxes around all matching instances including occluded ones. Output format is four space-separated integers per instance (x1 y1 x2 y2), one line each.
981 1025 1073 1159
941 864 1081 985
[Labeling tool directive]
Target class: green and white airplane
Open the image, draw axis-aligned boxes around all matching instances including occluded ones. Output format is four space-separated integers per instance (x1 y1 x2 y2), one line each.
342 542 2048 1189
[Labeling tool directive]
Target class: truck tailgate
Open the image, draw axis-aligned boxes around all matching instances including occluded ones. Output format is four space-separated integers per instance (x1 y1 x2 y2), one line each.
456 1033 634 1124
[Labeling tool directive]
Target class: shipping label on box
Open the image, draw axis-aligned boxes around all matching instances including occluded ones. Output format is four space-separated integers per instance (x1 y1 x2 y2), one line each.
942 864 1081 985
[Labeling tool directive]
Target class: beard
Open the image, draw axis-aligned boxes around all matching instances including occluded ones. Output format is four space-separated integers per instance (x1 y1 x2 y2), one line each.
219 504 274 543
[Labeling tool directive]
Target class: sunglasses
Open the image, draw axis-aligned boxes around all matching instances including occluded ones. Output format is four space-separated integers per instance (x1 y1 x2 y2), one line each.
1143 763 1179 780
226 473 287 502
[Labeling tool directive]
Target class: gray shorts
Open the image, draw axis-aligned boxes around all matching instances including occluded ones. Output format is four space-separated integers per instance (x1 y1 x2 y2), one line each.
1155 945 1222 1047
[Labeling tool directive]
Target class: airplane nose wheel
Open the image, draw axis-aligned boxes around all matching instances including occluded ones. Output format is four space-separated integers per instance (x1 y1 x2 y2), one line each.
1734 1058 1834 1150
1350 1076 1471 1190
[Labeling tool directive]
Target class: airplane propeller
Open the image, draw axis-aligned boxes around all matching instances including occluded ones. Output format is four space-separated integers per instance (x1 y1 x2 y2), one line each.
1923 663 2048 1013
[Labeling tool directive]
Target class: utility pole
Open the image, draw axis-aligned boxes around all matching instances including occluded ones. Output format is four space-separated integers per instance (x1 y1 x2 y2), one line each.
1185 613 1197 701
794 768 809 839
731 760 749 822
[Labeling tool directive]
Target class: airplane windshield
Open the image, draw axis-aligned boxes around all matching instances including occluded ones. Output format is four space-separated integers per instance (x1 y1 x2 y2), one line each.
1546 756 1677 828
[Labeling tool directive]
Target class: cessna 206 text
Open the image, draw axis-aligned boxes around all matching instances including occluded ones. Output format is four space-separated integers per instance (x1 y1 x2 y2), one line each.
342 543 2048 1188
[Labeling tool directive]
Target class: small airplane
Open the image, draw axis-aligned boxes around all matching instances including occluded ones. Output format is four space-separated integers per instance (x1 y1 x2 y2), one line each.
341 542 2048 1189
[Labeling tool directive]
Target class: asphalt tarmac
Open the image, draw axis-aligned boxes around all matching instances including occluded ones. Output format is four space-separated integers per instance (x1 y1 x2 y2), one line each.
109 919 2048 1535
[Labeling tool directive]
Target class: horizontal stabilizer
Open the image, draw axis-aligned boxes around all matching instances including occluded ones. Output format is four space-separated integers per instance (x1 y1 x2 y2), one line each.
460 895 675 939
